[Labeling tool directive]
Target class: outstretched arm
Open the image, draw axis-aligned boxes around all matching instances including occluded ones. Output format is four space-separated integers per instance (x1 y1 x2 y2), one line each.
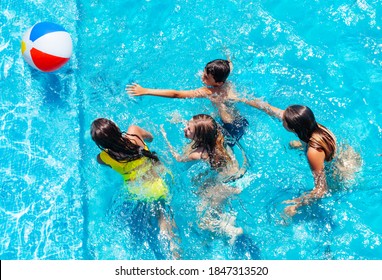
126 83 208 99
240 98 284 120
283 148 327 216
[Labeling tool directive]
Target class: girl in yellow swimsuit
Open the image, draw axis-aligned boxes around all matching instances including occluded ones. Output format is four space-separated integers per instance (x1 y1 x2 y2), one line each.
91 118 180 259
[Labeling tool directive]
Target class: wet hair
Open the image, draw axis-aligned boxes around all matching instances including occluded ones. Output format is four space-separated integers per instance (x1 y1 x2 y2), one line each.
190 114 232 170
90 118 159 162
283 105 336 161
205 59 231 83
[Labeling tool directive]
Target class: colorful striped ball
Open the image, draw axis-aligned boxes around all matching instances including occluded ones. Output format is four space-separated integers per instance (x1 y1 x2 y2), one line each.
21 22 73 72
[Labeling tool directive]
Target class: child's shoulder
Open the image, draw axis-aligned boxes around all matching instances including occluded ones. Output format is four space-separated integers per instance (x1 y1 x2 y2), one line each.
208 83 237 101
187 146 208 161
195 86 214 96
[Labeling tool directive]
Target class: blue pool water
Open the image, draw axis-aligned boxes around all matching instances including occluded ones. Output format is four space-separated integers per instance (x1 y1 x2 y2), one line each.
1 0 381 260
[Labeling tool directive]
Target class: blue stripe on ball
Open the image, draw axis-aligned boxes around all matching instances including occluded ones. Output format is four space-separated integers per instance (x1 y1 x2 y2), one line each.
29 22 67 42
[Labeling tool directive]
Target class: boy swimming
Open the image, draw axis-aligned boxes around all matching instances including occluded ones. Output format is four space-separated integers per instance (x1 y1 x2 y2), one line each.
126 59 248 146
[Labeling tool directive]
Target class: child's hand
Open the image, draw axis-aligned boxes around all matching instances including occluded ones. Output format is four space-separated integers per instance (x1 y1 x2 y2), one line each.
125 83 147 96
284 204 298 217
289 140 303 149
282 198 301 216
282 199 293 204
282 198 300 205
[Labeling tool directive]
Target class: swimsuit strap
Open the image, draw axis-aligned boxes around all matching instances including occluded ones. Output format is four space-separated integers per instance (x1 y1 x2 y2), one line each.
124 133 147 149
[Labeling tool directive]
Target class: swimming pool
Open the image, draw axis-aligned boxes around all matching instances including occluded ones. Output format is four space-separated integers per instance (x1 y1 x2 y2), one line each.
1 0 381 260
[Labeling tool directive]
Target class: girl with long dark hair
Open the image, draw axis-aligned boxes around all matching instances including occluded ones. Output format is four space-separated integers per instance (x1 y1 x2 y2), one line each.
240 99 338 216
91 118 180 259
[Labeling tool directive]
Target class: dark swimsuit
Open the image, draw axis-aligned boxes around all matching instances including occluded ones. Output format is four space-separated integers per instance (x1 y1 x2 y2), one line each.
217 99 249 147
208 85 249 146
221 116 249 147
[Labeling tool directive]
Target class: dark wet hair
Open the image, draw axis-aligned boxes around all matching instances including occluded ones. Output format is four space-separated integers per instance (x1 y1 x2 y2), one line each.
191 114 232 170
205 59 231 83
284 105 336 161
90 118 159 162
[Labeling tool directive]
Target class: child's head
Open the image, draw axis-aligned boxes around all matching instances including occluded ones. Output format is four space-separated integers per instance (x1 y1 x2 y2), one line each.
283 105 336 161
202 59 231 87
187 114 218 146
91 118 123 150
185 114 231 169
91 118 159 162
283 105 318 143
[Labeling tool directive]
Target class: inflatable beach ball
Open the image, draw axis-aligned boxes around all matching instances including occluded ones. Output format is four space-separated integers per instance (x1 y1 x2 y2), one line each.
21 22 72 72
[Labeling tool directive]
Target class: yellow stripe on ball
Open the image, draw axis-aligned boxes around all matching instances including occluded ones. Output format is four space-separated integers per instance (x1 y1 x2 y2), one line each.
21 40 26 54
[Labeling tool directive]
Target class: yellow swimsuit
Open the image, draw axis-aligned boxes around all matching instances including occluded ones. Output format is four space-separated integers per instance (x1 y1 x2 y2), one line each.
100 146 168 202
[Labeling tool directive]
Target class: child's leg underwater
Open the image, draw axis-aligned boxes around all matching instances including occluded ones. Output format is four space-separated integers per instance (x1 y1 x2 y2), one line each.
157 203 182 259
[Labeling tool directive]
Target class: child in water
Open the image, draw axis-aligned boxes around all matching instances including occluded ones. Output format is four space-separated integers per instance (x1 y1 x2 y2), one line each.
239 98 362 216
90 118 180 259
126 59 248 146
160 114 245 244
240 100 337 216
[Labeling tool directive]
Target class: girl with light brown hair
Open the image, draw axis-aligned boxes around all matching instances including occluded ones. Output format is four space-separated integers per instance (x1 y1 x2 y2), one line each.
161 114 246 243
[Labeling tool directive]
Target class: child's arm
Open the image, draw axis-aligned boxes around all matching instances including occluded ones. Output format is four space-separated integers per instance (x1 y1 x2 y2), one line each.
126 125 153 145
283 148 327 216
240 98 284 120
126 83 209 99
160 125 200 162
